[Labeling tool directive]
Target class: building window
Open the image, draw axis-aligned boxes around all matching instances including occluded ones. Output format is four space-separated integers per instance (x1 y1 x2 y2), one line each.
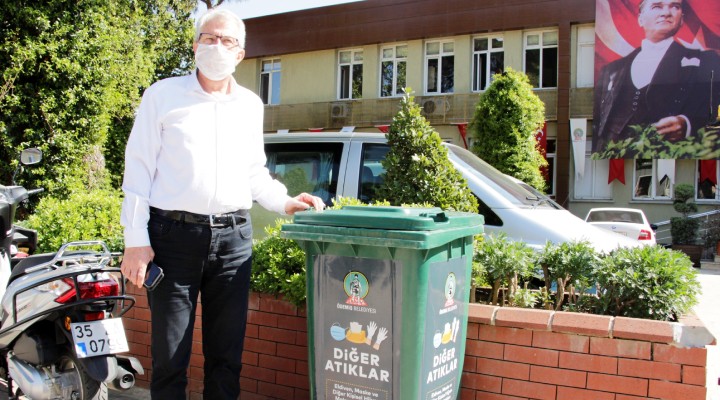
574 145 612 200
472 36 504 92
425 40 454 94
576 25 595 88
544 139 557 196
633 159 674 200
338 49 363 100
696 160 719 201
380 44 407 97
524 30 558 88
260 58 281 105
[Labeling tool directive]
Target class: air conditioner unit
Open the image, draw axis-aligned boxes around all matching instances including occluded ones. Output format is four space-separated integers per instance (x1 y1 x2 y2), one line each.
421 97 450 115
330 103 349 118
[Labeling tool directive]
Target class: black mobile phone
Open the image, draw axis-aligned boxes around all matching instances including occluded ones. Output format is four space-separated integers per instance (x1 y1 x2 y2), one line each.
143 261 164 291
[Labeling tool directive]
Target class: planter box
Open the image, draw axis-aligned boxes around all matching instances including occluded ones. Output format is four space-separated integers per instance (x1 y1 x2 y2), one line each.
121 288 715 400
673 244 704 268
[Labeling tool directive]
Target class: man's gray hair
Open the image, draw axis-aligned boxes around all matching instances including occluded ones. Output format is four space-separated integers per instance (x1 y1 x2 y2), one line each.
638 0 685 14
195 9 246 49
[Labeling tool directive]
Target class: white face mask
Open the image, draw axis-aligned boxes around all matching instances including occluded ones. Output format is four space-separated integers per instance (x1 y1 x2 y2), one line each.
195 44 239 81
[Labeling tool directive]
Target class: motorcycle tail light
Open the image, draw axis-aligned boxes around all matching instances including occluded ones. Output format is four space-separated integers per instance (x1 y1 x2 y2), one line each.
55 274 120 304
84 311 106 321
638 229 653 241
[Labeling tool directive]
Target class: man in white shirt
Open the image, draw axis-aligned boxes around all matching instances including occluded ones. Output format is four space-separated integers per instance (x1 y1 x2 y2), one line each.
120 9 324 399
592 0 720 154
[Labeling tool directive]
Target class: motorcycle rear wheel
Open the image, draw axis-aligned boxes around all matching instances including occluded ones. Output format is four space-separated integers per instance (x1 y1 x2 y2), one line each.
58 353 108 400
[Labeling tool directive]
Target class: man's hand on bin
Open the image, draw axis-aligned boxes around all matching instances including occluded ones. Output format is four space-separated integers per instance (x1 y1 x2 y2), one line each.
285 192 325 215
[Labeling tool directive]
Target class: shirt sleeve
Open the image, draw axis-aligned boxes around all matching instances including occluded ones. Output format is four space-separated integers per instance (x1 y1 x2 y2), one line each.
120 84 163 247
246 97 291 214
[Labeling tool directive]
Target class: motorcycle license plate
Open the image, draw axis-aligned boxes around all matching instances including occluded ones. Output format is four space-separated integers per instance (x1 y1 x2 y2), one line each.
71 318 129 358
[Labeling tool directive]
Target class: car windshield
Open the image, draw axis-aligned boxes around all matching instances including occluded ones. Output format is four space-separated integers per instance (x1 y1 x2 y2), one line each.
445 143 556 208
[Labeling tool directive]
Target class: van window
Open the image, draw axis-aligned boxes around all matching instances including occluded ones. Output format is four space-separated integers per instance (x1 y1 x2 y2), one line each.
359 144 390 202
264 143 343 205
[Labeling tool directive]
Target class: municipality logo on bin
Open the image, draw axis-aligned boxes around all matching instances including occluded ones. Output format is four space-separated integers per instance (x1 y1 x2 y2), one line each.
344 271 369 306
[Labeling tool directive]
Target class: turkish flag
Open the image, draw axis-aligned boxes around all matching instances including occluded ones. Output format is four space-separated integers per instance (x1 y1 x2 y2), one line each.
699 160 718 184
608 159 626 184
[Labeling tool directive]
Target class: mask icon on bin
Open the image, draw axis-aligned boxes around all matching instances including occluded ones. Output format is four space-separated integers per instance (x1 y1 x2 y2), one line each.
330 323 347 341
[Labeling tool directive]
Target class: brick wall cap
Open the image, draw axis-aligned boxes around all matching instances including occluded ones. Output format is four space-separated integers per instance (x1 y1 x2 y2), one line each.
612 317 674 343
552 311 612 337
495 307 552 330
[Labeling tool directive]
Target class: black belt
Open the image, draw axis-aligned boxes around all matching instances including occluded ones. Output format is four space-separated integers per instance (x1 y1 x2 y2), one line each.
150 207 248 228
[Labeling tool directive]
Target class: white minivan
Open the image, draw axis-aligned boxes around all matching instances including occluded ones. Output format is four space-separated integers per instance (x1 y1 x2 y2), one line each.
252 132 638 252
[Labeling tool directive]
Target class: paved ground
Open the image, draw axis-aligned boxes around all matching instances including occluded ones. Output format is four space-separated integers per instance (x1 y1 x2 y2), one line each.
0 269 718 399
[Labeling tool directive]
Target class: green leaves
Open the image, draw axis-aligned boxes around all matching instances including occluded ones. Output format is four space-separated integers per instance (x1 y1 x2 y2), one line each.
376 90 479 213
592 124 720 159
0 1 195 196
590 246 700 321
23 188 124 253
469 67 548 192
251 219 308 306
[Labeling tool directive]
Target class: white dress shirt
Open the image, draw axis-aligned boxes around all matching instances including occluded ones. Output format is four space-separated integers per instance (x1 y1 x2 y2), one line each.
631 37 673 89
121 71 289 247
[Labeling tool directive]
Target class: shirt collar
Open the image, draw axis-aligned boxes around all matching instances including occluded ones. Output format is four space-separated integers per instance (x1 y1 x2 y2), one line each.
187 69 240 100
640 37 674 53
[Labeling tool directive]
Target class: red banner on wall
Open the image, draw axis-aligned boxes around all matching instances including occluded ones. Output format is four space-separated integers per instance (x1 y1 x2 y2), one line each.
608 159 626 184
699 160 718 184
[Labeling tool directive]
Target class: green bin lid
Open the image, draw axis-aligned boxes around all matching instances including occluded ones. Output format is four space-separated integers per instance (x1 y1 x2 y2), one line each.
290 206 482 231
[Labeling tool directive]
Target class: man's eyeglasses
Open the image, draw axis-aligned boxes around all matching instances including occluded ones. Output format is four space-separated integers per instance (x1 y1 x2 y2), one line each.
198 33 240 49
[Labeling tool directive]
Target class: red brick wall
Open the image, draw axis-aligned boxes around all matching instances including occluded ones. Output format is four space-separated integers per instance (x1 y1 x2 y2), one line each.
123 287 713 400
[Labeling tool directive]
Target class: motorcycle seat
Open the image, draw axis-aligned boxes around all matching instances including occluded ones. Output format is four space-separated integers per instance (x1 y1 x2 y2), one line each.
10 252 56 282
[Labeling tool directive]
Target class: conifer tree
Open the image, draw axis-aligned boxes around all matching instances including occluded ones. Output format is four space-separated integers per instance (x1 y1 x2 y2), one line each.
377 91 479 213
469 67 548 191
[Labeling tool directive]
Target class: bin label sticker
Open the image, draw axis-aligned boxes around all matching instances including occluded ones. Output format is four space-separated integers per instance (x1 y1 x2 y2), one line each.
420 257 468 400
313 255 395 399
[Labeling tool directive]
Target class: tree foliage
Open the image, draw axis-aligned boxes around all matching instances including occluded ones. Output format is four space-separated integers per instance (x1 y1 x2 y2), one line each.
376 91 478 213
469 67 548 191
0 1 195 195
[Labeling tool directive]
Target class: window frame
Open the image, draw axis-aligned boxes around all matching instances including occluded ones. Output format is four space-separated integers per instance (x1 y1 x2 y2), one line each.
632 159 674 201
471 35 505 92
379 44 408 98
574 142 613 200
523 30 559 89
575 24 595 88
424 40 455 95
695 160 720 202
260 58 281 105
337 49 364 100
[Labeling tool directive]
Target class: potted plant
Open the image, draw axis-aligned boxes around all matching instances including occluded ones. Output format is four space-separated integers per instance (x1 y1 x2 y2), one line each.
670 183 702 267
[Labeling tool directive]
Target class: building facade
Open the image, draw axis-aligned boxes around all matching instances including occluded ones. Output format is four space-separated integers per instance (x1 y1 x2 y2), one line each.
232 0 720 227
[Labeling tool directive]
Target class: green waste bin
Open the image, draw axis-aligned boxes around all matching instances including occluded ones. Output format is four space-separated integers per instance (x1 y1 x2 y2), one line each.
281 206 484 400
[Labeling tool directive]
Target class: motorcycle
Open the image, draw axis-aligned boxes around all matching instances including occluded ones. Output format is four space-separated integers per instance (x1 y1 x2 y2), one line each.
0 148 143 399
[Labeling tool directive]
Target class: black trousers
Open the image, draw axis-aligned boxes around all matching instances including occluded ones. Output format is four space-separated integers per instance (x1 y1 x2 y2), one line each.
147 212 253 399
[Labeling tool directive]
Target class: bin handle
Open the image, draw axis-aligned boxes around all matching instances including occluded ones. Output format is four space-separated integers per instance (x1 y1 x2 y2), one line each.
420 211 448 222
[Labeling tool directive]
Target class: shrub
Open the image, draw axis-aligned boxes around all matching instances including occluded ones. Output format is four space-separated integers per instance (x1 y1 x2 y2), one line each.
251 219 307 306
586 246 700 321
670 183 700 245
473 233 536 306
538 240 598 310
23 188 124 252
469 67 548 191
376 90 478 213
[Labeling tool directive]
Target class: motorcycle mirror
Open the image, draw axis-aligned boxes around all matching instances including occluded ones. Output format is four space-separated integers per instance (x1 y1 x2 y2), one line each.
20 148 42 165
